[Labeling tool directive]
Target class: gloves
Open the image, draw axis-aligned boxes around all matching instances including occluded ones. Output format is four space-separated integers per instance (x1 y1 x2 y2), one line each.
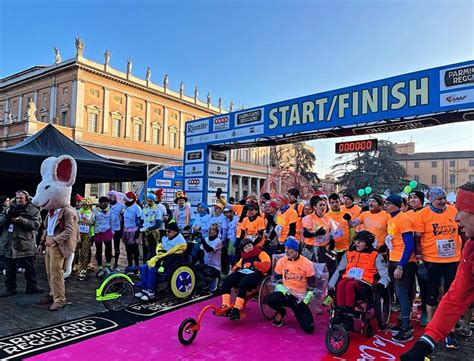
315 227 326 236
275 284 289 295
323 295 333 306
302 291 313 305
215 188 223 199
183 225 191 231
253 261 268 273
416 261 429 281
400 339 433 361
375 283 385 293
327 288 335 298
343 213 351 221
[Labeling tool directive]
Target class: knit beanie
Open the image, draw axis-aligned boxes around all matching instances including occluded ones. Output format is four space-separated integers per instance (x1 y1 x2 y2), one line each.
385 194 402 208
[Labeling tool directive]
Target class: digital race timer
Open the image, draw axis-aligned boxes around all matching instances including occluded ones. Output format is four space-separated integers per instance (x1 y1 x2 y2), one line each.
335 139 378 154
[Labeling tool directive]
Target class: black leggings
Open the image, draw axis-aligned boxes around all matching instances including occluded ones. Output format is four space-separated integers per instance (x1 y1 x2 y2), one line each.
221 272 263 298
267 291 314 334
125 244 140 268
95 240 112 267
113 230 122 267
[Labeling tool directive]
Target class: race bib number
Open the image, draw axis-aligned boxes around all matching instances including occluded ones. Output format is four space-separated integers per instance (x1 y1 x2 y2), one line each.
347 267 364 280
333 228 343 238
385 235 394 251
436 239 456 258
8 224 14 233
238 268 254 275
79 225 90 234
275 225 283 236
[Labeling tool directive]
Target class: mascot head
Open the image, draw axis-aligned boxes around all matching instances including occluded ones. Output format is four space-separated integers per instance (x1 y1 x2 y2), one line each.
32 155 77 210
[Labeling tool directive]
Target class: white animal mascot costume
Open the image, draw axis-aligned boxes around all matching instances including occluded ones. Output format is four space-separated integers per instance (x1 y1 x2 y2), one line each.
32 155 79 311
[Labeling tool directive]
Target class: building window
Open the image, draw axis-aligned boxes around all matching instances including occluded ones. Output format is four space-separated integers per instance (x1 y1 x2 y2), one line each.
414 161 419 168
432 161 437 168
134 123 142 141
470 175 474 182
431 175 437 184
152 127 161 145
112 118 121 137
42 93 48 101
41 114 47 122
63 87 69 95
470 160 474 167
169 131 177 148
60 111 67 126
414 175 420 182
88 112 98 133
449 160 455 167
89 183 99 197
449 174 456 184
109 182 122 192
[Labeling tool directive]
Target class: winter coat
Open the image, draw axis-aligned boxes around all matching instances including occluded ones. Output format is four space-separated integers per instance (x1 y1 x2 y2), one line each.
10 203 42 259
0 207 11 258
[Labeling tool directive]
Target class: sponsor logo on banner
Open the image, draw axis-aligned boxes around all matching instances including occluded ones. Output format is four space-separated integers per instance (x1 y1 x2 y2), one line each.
186 192 203 206
186 119 209 135
210 150 229 164
155 179 172 187
208 163 229 178
208 178 228 192
440 88 474 107
186 125 264 145
440 64 474 90
185 178 203 191
185 163 204 177
235 108 263 127
212 115 230 131
0 317 118 360
173 180 183 188
163 171 175 179
185 150 203 163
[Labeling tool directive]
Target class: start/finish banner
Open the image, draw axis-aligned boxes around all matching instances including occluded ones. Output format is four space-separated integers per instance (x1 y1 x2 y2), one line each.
183 60 474 204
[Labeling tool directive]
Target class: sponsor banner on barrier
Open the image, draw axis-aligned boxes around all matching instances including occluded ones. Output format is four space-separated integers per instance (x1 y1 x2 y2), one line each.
208 163 229 178
0 317 118 360
163 170 175 179
185 119 209 136
209 150 230 164
185 149 204 163
212 115 230 131
208 178 229 192
186 192 203 206
184 178 203 191
155 179 172 187
186 125 264 145
184 163 204 177
440 63 474 91
207 192 228 206
440 88 474 107
235 108 264 127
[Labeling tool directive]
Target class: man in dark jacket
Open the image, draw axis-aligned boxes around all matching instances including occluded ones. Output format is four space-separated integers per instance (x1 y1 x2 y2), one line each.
1 190 42 296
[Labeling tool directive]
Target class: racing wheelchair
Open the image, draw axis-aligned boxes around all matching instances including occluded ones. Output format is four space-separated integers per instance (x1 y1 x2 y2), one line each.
324 277 391 356
96 240 196 311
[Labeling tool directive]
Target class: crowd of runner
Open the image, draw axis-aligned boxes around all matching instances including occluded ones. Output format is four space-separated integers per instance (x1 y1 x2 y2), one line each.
1 182 472 357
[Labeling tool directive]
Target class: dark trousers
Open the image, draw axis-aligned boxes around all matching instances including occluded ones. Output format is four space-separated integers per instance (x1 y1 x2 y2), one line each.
95 240 112 267
125 244 140 267
221 271 263 298
267 291 315 334
195 264 221 286
112 230 122 267
5 256 38 292
221 239 229 275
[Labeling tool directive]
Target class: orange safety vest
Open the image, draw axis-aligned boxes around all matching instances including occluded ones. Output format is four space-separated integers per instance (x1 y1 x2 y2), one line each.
343 250 378 285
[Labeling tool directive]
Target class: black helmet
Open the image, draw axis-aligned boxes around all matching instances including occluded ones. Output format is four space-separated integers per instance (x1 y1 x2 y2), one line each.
353 230 376 246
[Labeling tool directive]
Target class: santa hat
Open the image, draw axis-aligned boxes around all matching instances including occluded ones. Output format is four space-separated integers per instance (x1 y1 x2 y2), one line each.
76 194 84 203
155 189 164 201
313 190 327 198
124 192 136 202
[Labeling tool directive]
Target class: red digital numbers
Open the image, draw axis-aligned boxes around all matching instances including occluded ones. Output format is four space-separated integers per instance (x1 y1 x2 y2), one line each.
335 139 377 154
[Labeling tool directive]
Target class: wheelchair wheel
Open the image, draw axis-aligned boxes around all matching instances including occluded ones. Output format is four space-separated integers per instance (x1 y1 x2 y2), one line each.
325 324 349 356
168 264 196 300
102 278 134 311
178 317 198 345
374 287 391 330
258 276 277 320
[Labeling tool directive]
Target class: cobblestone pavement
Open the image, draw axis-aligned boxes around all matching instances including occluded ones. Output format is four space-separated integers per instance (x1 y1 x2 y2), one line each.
0 251 472 360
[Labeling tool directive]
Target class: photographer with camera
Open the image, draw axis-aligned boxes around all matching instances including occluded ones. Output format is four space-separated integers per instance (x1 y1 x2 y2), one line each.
1 190 42 297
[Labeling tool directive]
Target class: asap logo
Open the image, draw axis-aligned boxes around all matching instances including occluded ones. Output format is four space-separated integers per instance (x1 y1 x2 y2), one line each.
213 115 230 131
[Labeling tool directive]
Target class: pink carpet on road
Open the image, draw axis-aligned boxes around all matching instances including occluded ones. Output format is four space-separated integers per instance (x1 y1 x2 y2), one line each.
26 297 421 360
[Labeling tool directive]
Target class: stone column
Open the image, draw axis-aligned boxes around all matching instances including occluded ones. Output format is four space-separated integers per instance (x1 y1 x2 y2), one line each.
17 95 23 122
248 177 253 196
98 183 106 196
122 182 130 193
102 88 110 134
256 179 261 197
238 176 243 199
49 86 57 123
3 99 9 123
144 100 151 142
178 111 185 148
33 91 38 106
162 107 168 146
125 95 131 138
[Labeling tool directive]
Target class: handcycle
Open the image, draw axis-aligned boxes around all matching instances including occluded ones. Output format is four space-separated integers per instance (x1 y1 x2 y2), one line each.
96 241 197 311
178 254 329 345
324 278 391 356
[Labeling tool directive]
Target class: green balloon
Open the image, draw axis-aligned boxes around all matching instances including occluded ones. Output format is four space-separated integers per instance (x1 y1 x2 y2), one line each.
404 185 412 194
358 189 365 197
409 180 418 189
365 186 372 194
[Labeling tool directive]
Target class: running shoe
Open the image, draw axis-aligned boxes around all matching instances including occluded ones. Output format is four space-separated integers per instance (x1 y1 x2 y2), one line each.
209 278 219 292
445 332 460 350
134 291 144 298
272 313 286 327
391 302 400 312
140 289 155 301
420 313 428 326
392 327 414 342
229 307 244 321
17 268 25 274
96 269 106 278
459 327 472 337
